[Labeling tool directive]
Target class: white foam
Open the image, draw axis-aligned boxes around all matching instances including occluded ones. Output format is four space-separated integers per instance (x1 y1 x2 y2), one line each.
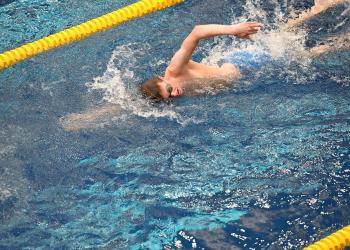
86 43 181 122
201 1 316 85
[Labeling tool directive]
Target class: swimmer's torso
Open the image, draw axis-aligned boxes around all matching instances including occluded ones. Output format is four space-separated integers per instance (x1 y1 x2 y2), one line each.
167 60 240 80
165 60 240 95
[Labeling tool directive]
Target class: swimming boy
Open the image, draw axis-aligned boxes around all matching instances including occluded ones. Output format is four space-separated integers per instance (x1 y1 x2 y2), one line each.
139 22 261 100
60 0 349 131
140 0 350 101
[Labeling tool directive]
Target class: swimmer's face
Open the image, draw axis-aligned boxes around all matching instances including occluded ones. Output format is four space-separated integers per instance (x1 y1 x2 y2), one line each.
157 77 183 99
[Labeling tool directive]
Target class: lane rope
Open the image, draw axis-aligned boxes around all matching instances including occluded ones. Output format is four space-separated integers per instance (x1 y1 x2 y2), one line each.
304 225 350 250
0 0 184 70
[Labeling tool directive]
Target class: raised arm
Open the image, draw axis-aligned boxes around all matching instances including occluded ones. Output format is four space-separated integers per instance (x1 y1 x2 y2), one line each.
166 22 261 75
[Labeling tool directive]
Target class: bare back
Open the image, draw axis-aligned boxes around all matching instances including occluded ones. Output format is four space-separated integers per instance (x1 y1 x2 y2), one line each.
165 60 240 94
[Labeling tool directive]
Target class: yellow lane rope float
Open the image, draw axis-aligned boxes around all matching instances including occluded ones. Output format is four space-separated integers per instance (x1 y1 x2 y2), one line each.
304 225 350 250
0 0 184 71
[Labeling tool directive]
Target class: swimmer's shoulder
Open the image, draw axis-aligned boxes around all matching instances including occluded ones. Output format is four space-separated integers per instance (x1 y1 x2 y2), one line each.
221 63 241 79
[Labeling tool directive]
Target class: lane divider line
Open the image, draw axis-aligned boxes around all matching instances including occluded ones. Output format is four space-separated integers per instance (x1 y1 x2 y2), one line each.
0 0 184 70
304 225 350 250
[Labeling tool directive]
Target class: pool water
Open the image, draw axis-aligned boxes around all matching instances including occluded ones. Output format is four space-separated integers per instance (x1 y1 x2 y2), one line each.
1 0 350 249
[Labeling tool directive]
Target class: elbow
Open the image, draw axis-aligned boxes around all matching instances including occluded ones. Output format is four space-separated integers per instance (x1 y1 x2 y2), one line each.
192 25 200 32
190 25 202 40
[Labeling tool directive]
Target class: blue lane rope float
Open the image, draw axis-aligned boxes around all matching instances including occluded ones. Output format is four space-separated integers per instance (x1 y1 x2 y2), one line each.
0 0 184 70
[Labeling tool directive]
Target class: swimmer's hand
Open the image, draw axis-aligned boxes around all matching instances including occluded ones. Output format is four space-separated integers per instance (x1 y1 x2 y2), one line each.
231 22 261 39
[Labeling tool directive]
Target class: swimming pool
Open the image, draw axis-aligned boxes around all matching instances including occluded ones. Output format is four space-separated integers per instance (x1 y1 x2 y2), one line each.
0 0 349 249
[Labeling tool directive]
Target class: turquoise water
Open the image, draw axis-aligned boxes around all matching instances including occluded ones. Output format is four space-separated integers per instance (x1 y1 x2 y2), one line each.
0 0 350 249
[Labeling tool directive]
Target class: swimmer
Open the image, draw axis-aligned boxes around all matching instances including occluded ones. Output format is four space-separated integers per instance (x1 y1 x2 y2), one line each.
141 0 350 101
140 22 261 100
60 1 350 131
60 22 261 131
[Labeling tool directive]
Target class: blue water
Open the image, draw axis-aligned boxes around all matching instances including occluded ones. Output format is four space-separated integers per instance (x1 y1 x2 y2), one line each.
1 0 350 249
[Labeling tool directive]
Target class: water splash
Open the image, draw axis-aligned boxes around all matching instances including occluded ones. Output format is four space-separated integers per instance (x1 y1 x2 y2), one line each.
202 1 315 86
205 0 350 87
87 43 180 122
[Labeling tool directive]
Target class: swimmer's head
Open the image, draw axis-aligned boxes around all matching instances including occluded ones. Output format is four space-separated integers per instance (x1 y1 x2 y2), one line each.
140 76 163 100
140 76 183 100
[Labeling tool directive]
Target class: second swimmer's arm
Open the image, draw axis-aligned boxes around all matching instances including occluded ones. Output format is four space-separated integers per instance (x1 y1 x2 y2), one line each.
167 22 261 75
284 0 343 30
310 32 350 56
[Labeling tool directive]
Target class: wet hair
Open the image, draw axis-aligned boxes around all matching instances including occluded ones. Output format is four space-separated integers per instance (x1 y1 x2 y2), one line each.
139 76 163 100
